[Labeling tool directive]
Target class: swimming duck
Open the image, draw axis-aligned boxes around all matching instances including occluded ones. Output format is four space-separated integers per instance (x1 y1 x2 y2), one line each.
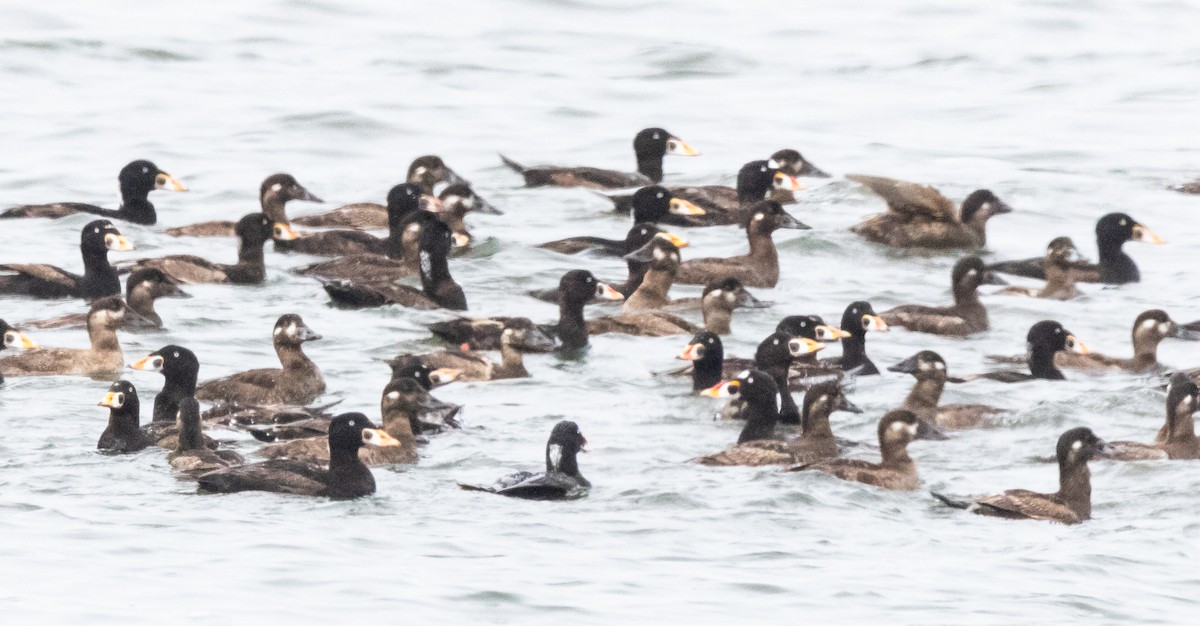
879 256 1003 336
425 317 553 353
96 380 153 453
679 277 766 335
605 161 801 225
538 221 690 259
165 173 321 237
718 332 827 424
416 318 556 381
773 314 854 385
988 213 1162 284
602 185 711 228
431 183 503 248
197 413 400 498
1 160 186 225
889 351 1004 430
619 236 683 311
1101 374 1200 461
974 321 1089 382
1174 180 1200 194
848 175 1013 249
459 420 590 500
822 301 889 376
678 331 726 391
995 237 1082 300
500 128 698 189
932 427 1108 524
28 269 191 331
0 220 133 299
1050 310 1198 373
0 297 127 376
386 355 462 390
770 149 831 179
168 398 245 474
674 201 810 288
528 225 689 303
128 345 200 434
129 213 290 285
290 161 450 230
275 184 426 258
784 410 923 491
321 220 466 310
195 314 324 406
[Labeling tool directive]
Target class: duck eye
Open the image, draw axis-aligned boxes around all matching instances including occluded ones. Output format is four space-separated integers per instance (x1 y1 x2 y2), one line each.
654 133 661 140
656 192 664 199
348 420 357 427
172 351 179 358
142 166 149 174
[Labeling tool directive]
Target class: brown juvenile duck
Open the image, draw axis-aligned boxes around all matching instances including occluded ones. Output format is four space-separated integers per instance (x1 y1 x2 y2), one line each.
96 380 153 453
880 256 1003 336
0 220 132 299
974 321 1089 382
995 237 1082 300
197 413 401 498
1174 179 1200 194
588 278 753 339
168 398 245 474
771 149 831 179
889 351 1004 429
848 175 1012 249
620 236 684 311
1 160 186 225
673 201 810 288
933 427 1108 524
784 410 923 491
276 184 425 258
432 182 502 247
1053 310 1197 373
0 297 127 377
1102 374 1200 461
165 173 321 237
670 277 767 335
195 314 325 405
415 319 556 381
528 225 691 303
605 161 802 225
128 213 291 285
25 268 192 331
320 219 467 310
501 128 698 189
989 213 1162 284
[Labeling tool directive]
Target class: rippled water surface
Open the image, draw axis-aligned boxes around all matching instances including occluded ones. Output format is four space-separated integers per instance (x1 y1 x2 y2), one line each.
2 1 1199 623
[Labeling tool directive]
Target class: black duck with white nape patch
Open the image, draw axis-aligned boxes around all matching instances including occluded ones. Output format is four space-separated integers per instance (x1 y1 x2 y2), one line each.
994 237 1083 300
126 213 283 285
0 220 132 300
1101 374 1200 461
880 256 1003 337
933 427 1108 524
989 213 1162 284
500 127 698 189
673 201 810 288
96 380 153 453
822 301 888 376
889 351 1004 430
274 183 426 258
195 314 325 406
459 420 590 500
973 321 1088 383
848 175 1012 249
166 173 322 237
784 410 923 491
168 398 244 475
1 160 186 225
0 296 127 377
197 413 401 498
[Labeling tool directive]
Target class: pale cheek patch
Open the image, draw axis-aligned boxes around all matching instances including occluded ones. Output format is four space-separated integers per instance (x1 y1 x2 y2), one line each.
1072 440 1083 451
271 183 283 192
386 391 400 400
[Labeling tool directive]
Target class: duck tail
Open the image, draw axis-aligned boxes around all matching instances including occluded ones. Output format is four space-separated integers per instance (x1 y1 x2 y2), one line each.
457 482 493 493
930 491 970 509
498 154 526 174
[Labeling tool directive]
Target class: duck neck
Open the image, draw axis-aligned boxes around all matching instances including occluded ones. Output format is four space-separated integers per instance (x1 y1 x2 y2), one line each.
86 317 122 354
1097 238 1137 283
963 209 990 245
499 341 527 376
691 352 724 391
125 289 163 328
747 226 778 265
1056 460 1092 519
557 297 589 350
1029 346 1065 380
636 155 664 184
841 331 869 368
176 411 205 452
904 376 945 409
236 235 267 267
702 302 733 335
1166 404 1196 443
275 340 317 377
260 194 289 225
154 374 196 423
329 441 363 470
118 198 156 225
81 246 119 297
802 409 834 442
108 405 141 436
880 439 913 468
765 367 800 425
736 397 779 443
419 249 452 295
621 260 647 297
630 267 674 305
1129 330 1162 365
548 446 583 478
1041 259 1075 297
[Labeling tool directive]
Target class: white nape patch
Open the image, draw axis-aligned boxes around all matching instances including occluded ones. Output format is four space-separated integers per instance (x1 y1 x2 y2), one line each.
1071 440 1083 451
386 391 400 400
652 248 666 261
419 250 433 276
270 183 283 192
548 444 563 471
773 393 781 414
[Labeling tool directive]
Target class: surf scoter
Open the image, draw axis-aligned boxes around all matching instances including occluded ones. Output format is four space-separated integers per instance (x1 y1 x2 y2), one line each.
128 345 200 432
889 351 1004 430
290 164 449 231
500 127 698 189
678 331 726 391
1101 374 1200 461
0 220 132 299
0 297 128 377
880 256 1003 336
415 318 556 381
197 413 400 498
165 173 321 237
459 420 590 500
538 220 690 258
619 236 683 311
129 213 290 285
674 201 809 288
933 427 1108 524
605 160 802 225
770 149 831 179
320 220 467 310
194 314 324 406
528 225 691 303
275 183 427 258
784 410 923 491
714 332 827 424
683 277 766 335
822 301 889 376
995 237 1082 300
988 213 1162 284
168 398 245 474
1 160 186 225
96 380 153 453
848 175 1012 249
974 321 1088 382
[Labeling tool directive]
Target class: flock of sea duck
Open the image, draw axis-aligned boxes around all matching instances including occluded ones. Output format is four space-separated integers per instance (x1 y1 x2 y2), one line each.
1 127 1198 522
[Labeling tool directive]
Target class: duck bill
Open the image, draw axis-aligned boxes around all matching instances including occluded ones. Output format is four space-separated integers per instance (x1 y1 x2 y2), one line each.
837 395 863 414
162 282 192 299
773 171 805 192
788 337 826 357
4 330 39 350
915 420 949 441
419 196 444 212
154 172 188 192
666 137 700 156
429 367 462 386
667 197 706 216
129 354 163 371
700 379 739 398
989 199 1014 215
296 326 322 342
1132 223 1164 244
98 392 122 409
815 325 851 342
1065 335 1089 355
122 307 155 329
777 209 811 230
296 186 324 203
444 168 466 185
799 162 831 178
677 342 704 361
864 315 889 332
104 233 134 252
470 193 503 215
983 271 1007 286
888 354 921 374
734 289 770 309
273 222 300 241
655 231 689 248
1169 323 1200 341
362 428 402 447
594 282 625 302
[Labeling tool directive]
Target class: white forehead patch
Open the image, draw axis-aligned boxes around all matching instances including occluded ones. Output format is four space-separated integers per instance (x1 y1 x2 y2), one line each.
548 444 563 471
656 191 664 199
